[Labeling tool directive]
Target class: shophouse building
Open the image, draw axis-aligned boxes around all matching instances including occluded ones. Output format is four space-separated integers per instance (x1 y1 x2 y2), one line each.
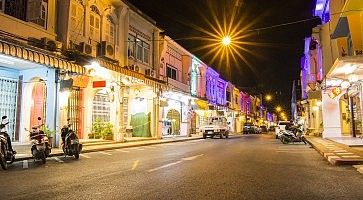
0 0 85 143
56 0 165 143
158 35 192 137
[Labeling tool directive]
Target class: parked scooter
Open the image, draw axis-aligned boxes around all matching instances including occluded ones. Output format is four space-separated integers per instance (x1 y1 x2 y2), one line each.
27 117 52 164
0 116 16 170
61 118 82 159
279 125 307 145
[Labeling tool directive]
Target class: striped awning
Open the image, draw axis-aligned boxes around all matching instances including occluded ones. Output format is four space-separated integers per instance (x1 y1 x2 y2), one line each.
96 59 166 88
0 40 85 74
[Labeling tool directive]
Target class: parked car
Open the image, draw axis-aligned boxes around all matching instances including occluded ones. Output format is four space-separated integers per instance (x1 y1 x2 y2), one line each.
275 121 291 139
260 125 268 133
243 123 258 134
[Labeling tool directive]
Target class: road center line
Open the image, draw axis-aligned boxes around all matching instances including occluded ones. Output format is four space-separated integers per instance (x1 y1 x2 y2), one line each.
80 154 91 158
22 160 28 169
147 161 183 172
99 151 112 156
132 160 139 170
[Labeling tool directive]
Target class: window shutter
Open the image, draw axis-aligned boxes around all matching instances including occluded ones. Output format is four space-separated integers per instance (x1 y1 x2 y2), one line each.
27 0 42 21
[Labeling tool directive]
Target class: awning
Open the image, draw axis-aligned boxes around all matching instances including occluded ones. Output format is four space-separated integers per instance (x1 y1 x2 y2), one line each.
193 99 209 110
331 17 350 39
0 39 85 74
340 0 363 17
96 59 166 89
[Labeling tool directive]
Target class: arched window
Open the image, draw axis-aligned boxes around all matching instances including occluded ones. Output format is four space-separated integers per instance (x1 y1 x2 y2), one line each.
89 5 100 42
104 15 115 43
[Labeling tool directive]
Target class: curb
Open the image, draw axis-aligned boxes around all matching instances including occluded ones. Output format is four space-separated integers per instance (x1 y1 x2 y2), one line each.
305 137 363 166
14 137 203 162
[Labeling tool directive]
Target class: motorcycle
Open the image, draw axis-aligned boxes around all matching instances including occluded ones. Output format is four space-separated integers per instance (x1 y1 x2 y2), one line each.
0 116 16 170
278 125 307 145
27 117 52 164
61 118 82 159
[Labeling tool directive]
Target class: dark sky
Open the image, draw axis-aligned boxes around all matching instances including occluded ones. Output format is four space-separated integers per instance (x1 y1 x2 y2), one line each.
128 0 320 114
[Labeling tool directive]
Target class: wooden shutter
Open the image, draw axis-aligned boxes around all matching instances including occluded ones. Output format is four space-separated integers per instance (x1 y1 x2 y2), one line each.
26 0 42 21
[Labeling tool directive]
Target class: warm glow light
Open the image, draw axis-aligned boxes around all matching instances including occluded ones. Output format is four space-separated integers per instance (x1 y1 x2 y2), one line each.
341 81 350 89
59 91 70 108
312 106 319 111
265 94 272 101
316 100 322 107
222 36 231 46
276 106 282 112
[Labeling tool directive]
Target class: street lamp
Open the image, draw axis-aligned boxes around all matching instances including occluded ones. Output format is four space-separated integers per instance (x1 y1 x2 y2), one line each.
265 94 272 101
275 106 282 112
221 36 231 46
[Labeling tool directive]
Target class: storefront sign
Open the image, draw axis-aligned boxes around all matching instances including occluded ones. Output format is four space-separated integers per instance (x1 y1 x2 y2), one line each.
73 75 90 88
93 80 106 88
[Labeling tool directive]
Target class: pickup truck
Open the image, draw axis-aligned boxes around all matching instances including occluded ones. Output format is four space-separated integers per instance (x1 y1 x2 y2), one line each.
199 116 229 139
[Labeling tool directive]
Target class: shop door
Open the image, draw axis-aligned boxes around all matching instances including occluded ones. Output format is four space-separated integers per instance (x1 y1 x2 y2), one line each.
191 114 196 134
67 87 83 138
0 78 18 141
30 82 45 129
166 109 181 135
352 95 362 136
91 90 111 139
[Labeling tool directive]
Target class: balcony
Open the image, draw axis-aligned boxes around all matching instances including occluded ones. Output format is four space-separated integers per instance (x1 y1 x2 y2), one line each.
167 77 191 94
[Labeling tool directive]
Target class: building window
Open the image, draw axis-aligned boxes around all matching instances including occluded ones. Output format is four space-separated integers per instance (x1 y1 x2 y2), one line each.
26 0 48 27
92 90 111 123
70 1 84 39
89 5 100 42
0 0 4 11
128 34 135 58
166 64 177 80
104 15 115 44
143 42 150 64
136 38 143 61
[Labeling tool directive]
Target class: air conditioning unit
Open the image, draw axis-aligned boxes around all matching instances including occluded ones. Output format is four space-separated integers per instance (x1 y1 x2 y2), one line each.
79 42 94 57
100 41 115 59
128 65 139 72
145 69 155 78
41 37 62 52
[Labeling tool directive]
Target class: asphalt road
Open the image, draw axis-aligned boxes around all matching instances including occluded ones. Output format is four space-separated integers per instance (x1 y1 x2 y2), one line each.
1 134 362 200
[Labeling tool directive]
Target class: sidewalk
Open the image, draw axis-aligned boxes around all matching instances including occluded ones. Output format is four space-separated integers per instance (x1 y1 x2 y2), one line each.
13 135 203 161
305 136 363 165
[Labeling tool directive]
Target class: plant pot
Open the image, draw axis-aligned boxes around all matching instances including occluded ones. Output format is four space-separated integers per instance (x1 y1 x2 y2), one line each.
103 135 113 140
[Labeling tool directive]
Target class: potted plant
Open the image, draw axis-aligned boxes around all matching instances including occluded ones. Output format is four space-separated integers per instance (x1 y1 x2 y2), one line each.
102 122 114 140
91 118 104 139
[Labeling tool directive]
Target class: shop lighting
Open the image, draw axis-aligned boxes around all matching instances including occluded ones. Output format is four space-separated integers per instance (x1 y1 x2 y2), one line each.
316 101 322 107
340 80 351 89
348 74 358 83
312 106 319 111
59 91 70 108
343 64 357 75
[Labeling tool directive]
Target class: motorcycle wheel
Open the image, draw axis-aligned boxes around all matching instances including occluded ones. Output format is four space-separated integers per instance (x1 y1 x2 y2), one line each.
73 144 79 159
0 145 8 170
41 152 46 164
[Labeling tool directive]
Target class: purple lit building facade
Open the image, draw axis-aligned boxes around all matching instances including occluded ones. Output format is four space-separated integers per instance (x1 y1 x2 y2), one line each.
205 67 219 104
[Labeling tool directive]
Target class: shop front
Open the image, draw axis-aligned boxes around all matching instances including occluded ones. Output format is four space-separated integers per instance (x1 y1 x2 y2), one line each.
76 60 163 142
161 91 191 137
0 39 85 143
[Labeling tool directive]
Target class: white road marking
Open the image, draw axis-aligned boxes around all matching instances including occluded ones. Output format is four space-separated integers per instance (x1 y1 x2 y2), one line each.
341 155 361 158
99 151 112 156
336 152 354 155
80 154 91 158
22 160 28 169
54 157 64 163
182 154 204 161
148 154 204 172
145 146 156 149
147 161 183 172
136 148 145 151
132 160 139 170
115 149 130 153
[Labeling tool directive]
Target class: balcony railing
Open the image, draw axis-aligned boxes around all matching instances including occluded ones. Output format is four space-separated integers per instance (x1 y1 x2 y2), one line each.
167 77 191 94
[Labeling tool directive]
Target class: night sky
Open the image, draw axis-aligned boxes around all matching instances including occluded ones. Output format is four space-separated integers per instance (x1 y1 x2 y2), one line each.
128 0 320 114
